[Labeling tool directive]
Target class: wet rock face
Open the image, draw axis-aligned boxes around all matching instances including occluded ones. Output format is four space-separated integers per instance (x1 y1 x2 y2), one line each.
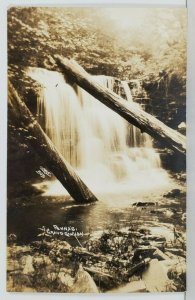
69 265 99 293
22 255 35 275
168 260 186 280
132 202 156 207
159 150 186 172
57 270 74 291
150 208 175 218
106 280 147 293
33 254 52 268
142 259 175 292
7 259 21 272
163 189 184 198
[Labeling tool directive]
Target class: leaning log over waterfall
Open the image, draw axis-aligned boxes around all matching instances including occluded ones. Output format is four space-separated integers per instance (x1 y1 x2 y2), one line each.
8 81 98 204
55 56 186 156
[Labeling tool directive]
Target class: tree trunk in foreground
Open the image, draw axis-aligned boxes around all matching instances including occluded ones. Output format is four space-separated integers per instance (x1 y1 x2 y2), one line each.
8 81 98 204
55 55 186 156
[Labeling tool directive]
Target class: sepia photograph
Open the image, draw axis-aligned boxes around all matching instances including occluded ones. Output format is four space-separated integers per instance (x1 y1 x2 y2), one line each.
7 6 186 293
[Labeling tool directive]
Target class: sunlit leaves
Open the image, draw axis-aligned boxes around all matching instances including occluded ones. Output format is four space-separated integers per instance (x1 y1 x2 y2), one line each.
8 7 186 93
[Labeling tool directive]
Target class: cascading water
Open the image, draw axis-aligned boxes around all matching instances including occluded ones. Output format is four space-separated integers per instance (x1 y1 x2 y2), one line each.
129 79 148 99
28 68 172 203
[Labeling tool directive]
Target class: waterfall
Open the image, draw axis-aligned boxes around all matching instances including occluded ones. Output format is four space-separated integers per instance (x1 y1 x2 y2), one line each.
28 68 172 201
121 81 133 102
129 79 148 99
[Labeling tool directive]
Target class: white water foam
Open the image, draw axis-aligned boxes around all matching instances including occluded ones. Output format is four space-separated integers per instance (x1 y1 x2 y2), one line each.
28 68 174 205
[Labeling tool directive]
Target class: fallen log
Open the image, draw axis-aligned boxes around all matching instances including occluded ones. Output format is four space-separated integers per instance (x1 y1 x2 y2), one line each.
55 56 186 155
85 259 151 289
8 81 98 204
73 247 130 267
73 247 111 262
83 266 114 280
128 258 151 277
83 266 116 291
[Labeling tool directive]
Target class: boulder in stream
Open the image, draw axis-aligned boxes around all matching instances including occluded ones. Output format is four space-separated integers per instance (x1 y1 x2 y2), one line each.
163 189 183 198
106 280 147 293
23 255 35 275
142 259 174 292
133 202 156 207
69 265 99 293
58 271 74 290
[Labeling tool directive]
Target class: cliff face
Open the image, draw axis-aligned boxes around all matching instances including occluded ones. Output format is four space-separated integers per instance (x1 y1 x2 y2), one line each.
134 72 186 131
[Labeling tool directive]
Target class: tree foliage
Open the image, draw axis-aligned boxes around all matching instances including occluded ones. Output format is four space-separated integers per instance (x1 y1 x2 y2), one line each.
8 6 187 123
8 7 186 79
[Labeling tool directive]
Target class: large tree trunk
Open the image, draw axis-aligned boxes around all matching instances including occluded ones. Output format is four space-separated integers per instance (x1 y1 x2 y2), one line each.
54 55 186 156
8 81 98 204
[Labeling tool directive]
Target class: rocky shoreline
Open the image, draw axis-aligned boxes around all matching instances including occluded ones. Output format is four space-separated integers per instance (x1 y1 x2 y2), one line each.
7 183 186 293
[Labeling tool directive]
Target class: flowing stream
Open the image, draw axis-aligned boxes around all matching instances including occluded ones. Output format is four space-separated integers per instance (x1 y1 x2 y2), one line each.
7 68 178 244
